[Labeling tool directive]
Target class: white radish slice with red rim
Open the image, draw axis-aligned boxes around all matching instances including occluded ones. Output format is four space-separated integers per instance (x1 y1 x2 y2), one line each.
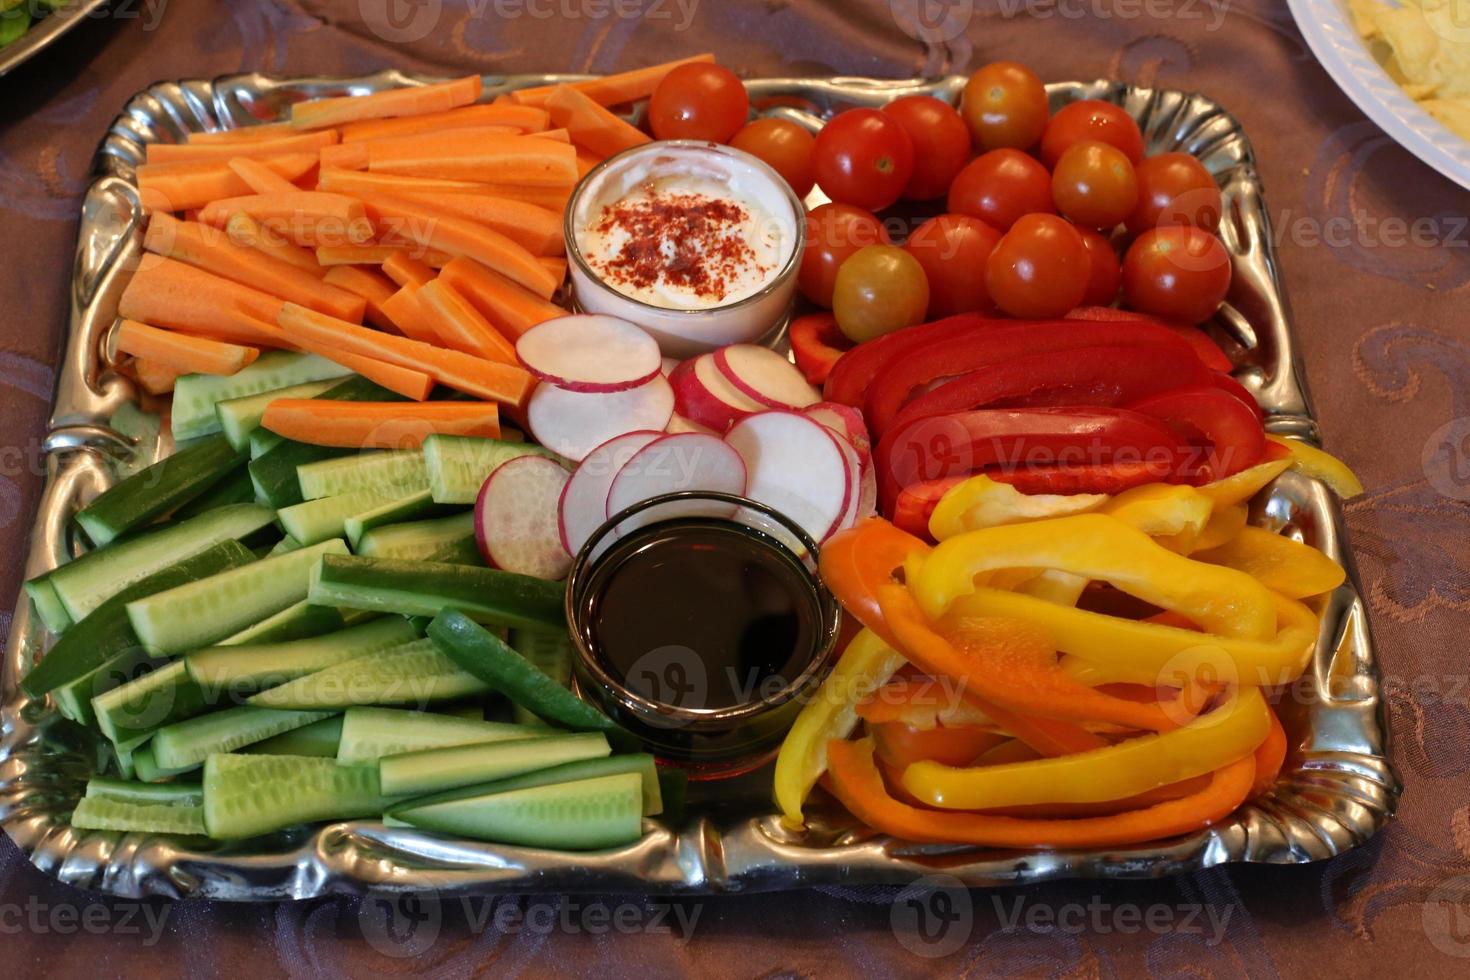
515 314 662 393
475 456 573 579
606 433 748 534
668 355 763 433
526 374 674 462
666 414 718 436
829 433 863 536
714 344 821 410
557 430 664 556
723 411 854 544
803 401 871 468
856 463 878 521
660 357 680 378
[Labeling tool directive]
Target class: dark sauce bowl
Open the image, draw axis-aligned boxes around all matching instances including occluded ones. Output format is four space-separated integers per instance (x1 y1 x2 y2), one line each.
565 491 842 779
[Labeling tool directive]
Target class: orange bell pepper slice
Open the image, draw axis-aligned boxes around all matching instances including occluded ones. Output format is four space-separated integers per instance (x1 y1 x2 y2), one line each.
1250 704 1287 798
870 721 1010 770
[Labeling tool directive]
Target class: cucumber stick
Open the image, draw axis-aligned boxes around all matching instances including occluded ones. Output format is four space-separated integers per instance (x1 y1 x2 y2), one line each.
51 648 168 727
151 706 337 770
218 600 343 645
423 434 565 505
126 539 348 654
71 797 208 836
356 512 476 562
310 555 564 630
335 707 544 765
172 352 349 442
388 753 663 817
187 617 419 696
75 436 250 547
268 534 303 556
86 778 203 806
21 539 257 700
92 660 208 748
389 772 643 850
296 450 428 502
379 732 610 797
241 715 344 758
509 629 574 727
132 744 199 783
250 427 286 460
344 489 444 548
279 485 410 546
24 576 72 633
172 468 259 520
248 638 492 710
216 377 343 450
46 503 276 622
203 753 385 839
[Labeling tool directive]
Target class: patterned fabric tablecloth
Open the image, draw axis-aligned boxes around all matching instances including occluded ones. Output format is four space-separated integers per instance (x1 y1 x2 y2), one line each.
2 2 1466 976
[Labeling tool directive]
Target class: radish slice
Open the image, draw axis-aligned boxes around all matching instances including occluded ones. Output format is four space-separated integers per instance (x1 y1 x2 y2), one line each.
803 401 871 468
829 434 862 536
715 345 821 410
527 374 674 462
475 456 572 579
660 357 680 378
558 430 664 556
668 355 763 433
856 463 878 521
666 413 719 436
606 433 747 533
723 411 853 544
515 314 662 393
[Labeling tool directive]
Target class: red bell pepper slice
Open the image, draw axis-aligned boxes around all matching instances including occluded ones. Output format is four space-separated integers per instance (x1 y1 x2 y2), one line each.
1066 306 1234 372
822 311 995 407
891 476 966 538
788 312 852 386
1125 385 1265 480
987 459 1177 495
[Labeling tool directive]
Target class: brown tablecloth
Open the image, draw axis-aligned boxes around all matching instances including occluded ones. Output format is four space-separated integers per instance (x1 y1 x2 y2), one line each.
3 1 1467 975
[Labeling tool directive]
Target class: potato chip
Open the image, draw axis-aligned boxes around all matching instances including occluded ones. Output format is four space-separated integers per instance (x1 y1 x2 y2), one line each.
1351 0 1470 139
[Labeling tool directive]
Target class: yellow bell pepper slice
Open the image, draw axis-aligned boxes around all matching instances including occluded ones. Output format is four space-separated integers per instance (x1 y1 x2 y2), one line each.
1100 484 1213 539
1198 458 1291 508
911 514 1279 639
928 474 1107 541
900 687 1270 809
1268 435 1364 498
772 628 907 829
1185 502 1249 553
1194 525 1346 599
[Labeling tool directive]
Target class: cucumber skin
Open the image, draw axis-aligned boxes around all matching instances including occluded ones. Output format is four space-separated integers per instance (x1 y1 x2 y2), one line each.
151 705 336 770
76 435 247 547
92 660 209 748
202 753 386 840
311 555 564 631
245 640 492 711
172 468 258 521
52 648 169 728
390 772 643 850
241 715 345 758
24 576 73 633
378 732 611 797
21 539 256 700
132 744 200 783
387 753 663 817
423 434 566 505
218 600 344 646
71 797 208 836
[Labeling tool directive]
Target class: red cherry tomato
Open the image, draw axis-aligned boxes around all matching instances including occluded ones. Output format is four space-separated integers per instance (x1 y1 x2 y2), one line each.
1051 140 1139 229
984 213 1089 319
812 108 915 211
961 61 1050 152
832 245 930 343
946 149 1054 231
798 202 890 308
881 95 971 201
1076 226 1121 306
903 213 1002 317
648 63 750 143
1127 152 1222 234
1122 226 1232 323
730 117 816 197
1040 99 1145 168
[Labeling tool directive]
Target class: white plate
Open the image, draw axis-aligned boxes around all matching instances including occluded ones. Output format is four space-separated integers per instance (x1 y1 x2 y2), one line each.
1288 0 1470 189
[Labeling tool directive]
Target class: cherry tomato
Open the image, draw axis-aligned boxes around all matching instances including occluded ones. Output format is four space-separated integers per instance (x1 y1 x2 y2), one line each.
730 117 816 197
832 245 930 343
812 108 915 211
984 213 1089 319
960 61 1050 152
1128 152 1222 234
1051 140 1139 229
881 95 971 201
1122 226 1232 323
1076 226 1121 305
798 202 890 308
946 149 1054 231
903 213 1002 317
648 63 750 143
1039 99 1145 168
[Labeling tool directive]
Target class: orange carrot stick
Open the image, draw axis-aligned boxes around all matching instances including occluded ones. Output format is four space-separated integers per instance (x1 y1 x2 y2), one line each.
321 265 399 332
144 213 366 322
227 156 300 194
225 212 326 277
305 345 435 401
363 194 558 298
129 357 184 395
437 255 568 341
531 128 571 143
187 121 299 145
575 149 602 178
319 143 369 171
538 256 567 282
366 131 578 185
387 190 563 257
418 278 518 364
382 252 436 288
137 154 317 212
277 303 536 408
291 76 483 130
147 131 338 164
317 167 573 210
379 285 446 345
328 126 533 171
544 85 651 159
509 54 715 107
340 103 549 142
119 255 288 348
261 400 500 449
114 319 260 376
314 243 452 267
197 191 375 247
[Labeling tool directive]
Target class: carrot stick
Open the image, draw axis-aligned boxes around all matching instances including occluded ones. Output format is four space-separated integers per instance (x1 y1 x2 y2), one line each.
418 278 518 364
340 103 549 142
379 285 446 345
531 128 571 143
225 212 326 277
187 121 298 145
137 154 317 212
119 255 288 347
388 191 563 256
262 400 500 449
291 76 483 130
321 265 400 332
363 194 558 298
114 319 260 376
227 156 301 194
510 54 715 107
544 85 652 158
144 213 366 322
314 243 452 267
367 131 578 186
307 346 435 401
382 252 436 288
317 167 572 210
277 303 536 408
331 126 533 172
575 149 602 178
437 255 568 341
197 192 374 247
147 131 338 164
129 357 184 395
538 256 567 282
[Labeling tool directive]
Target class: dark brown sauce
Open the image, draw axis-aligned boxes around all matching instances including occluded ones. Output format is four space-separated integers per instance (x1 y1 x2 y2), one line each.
585 521 820 711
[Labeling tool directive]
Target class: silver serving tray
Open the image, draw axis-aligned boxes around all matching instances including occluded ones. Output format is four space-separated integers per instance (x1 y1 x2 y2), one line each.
0 0 110 80
0 71 1399 899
